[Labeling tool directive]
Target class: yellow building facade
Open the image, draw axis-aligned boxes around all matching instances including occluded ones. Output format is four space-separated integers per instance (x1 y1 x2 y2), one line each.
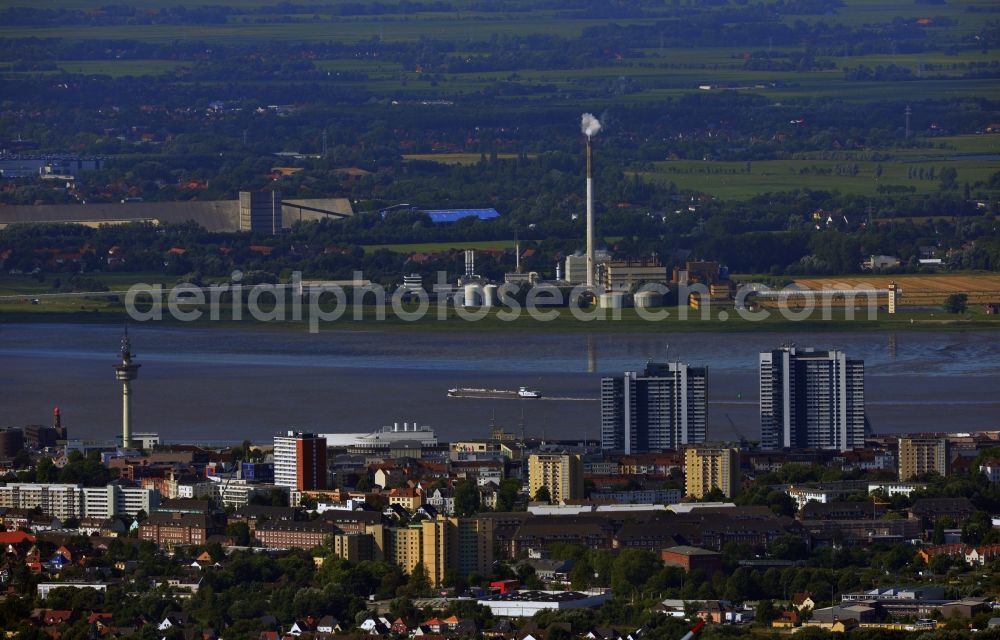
384 516 494 587
685 447 740 499
898 438 947 481
528 454 584 503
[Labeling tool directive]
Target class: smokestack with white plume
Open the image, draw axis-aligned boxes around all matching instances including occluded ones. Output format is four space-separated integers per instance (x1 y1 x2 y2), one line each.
581 113 602 138
581 113 601 287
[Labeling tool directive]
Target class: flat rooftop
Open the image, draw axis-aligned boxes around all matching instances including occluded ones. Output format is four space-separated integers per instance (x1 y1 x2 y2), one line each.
482 590 598 603
663 545 720 556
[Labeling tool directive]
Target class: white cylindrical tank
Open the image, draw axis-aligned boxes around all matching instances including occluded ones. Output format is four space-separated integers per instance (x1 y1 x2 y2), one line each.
599 292 625 309
463 283 481 307
483 284 499 307
634 291 663 308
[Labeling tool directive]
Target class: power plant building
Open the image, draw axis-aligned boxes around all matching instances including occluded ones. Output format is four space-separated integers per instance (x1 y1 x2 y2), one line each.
564 255 589 284
239 190 282 234
564 251 612 285
601 362 707 454
0 195 352 231
602 259 668 293
760 347 865 452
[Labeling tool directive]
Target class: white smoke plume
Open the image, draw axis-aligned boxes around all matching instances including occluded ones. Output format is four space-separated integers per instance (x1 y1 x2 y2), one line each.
581 113 602 138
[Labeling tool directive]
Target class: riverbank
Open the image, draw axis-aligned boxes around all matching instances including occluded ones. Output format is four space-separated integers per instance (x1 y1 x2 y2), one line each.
1 304 999 334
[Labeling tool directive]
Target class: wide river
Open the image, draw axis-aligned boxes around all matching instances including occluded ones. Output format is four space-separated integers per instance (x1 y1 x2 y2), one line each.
0 323 997 443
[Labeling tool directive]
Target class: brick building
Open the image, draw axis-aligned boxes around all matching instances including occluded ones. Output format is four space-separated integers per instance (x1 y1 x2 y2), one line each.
139 512 220 548
661 545 723 574
256 520 338 550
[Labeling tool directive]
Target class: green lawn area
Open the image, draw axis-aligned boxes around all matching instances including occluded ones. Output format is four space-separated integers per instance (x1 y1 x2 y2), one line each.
895 135 1000 157
53 59 191 77
0 272 176 296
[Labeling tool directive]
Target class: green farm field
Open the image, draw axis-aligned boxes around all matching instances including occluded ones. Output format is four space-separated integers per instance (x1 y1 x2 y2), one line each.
53 60 191 77
642 152 999 200
1 0 996 108
0 15 650 45
403 153 526 165
361 240 516 254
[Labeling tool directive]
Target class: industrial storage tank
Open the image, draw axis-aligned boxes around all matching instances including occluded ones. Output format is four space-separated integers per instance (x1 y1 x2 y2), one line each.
463 283 481 307
634 291 663 308
599 292 626 309
483 284 499 307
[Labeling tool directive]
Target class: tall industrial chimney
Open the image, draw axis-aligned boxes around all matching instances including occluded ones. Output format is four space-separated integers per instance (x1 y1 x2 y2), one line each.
464 249 475 278
514 228 521 274
586 136 594 287
581 113 602 288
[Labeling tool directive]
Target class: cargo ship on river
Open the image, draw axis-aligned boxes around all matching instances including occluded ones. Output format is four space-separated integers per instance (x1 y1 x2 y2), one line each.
448 386 541 399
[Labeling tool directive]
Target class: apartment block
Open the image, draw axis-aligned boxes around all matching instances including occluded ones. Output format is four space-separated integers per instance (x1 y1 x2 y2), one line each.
898 438 948 481
274 431 327 491
386 524 424 576
760 347 865 452
601 361 707 453
528 454 584 503
82 485 160 519
384 516 494 587
684 447 740 499
0 483 83 520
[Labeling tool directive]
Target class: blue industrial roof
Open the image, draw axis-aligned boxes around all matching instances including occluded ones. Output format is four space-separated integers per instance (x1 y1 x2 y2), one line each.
421 208 500 223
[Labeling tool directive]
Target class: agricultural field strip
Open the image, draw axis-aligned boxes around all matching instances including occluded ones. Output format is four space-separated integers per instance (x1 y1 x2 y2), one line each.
794 275 1000 294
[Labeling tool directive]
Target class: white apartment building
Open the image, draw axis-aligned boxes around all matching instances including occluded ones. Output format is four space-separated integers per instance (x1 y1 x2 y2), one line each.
868 482 927 497
0 483 159 520
0 483 83 520
760 347 866 452
601 361 708 454
211 478 268 509
979 462 1000 484
116 486 159 516
176 481 215 500
82 486 117 519
786 486 840 511
273 433 299 489
81 486 160 519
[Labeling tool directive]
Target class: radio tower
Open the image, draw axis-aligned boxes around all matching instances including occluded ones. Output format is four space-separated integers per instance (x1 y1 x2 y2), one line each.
904 105 911 139
113 325 141 448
